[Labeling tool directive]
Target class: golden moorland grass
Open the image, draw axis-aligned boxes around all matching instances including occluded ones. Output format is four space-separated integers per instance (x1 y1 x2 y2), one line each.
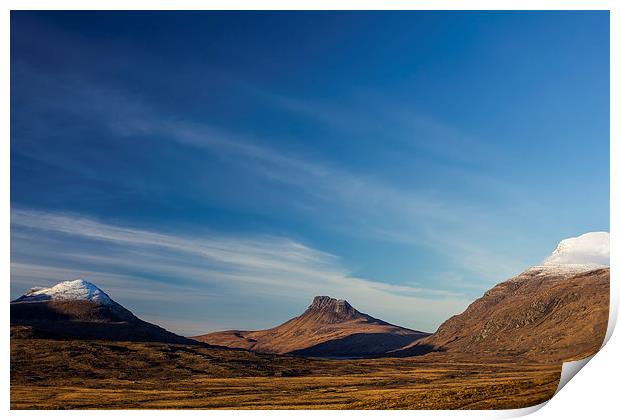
11 338 561 409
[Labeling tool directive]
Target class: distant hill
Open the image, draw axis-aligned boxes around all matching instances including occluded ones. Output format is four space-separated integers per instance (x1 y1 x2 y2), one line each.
193 295 429 357
11 279 196 344
394 232 610 363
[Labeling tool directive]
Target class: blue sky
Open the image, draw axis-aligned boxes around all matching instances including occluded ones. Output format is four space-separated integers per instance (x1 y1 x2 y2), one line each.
10 11 609 335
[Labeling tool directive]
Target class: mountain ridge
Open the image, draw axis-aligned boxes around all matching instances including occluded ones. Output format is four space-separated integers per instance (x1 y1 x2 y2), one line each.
392 266 609 362
11 231 609 362
193 295 429 357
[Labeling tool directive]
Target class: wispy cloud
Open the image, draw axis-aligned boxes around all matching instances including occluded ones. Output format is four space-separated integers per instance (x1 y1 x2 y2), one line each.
12 46 540 333
145 117 532 280
12 60 537 284
11 208 471 334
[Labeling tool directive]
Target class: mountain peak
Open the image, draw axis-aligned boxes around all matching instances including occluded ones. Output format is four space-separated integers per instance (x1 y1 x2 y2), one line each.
538 231 609 272
13 279 113 304
309 296 352 311
11 279 197 344
522 232 609 276
303 296 361 323
194 294 428 356
543 231 609 264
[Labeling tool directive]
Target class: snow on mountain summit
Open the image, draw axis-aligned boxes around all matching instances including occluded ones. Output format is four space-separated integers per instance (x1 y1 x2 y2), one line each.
542 232 609 266
14 279 113 304
526 232 610 275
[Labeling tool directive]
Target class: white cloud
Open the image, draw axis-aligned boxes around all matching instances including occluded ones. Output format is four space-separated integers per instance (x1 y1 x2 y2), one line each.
107 115 531 281
13 62 539 282
12 64 542 333
11 208 471 334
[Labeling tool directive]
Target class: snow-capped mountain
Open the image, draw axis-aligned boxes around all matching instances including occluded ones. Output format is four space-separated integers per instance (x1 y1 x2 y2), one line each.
13 279 113 304
542 231 609 266
394 232 611 362
11 278 195 344
529 231 609 275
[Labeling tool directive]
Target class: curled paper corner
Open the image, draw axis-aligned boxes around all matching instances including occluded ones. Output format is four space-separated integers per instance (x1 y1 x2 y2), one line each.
497 349 609 417
548 263 618 396
554 354 596 396
494 355 597 419
492 401 548 418
553 294 616 397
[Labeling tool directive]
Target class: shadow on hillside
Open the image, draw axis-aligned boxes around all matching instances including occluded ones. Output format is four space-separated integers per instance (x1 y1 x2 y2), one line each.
289 332 435 358
10 301 196 345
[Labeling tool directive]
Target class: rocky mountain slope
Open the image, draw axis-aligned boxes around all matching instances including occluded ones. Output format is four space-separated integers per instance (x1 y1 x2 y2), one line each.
11 279 195 344
193 295 429 357
394 232 610 363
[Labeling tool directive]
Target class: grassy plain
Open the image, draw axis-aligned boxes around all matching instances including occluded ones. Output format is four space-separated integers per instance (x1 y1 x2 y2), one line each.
11 338 561 409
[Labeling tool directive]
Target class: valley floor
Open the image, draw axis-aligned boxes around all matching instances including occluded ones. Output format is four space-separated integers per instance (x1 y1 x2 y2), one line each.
10 338 561 409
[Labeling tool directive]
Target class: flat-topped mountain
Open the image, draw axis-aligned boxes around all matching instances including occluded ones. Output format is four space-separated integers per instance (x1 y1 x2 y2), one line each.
394 232 610 362
193 295 429 357
306 296 359 322
11 279 195 344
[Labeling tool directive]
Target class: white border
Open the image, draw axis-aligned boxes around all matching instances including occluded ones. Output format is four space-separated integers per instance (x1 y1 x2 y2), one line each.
2 2 617 419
